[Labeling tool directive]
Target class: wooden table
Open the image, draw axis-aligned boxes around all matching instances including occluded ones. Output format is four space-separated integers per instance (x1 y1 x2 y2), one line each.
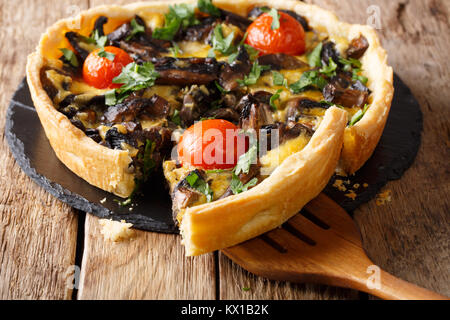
0 0 448 300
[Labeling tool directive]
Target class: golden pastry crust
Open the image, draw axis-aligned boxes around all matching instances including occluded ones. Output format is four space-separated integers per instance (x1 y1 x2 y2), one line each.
181 106 347 255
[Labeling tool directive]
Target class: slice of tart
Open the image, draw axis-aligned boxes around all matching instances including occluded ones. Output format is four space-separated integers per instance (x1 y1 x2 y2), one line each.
27 0 393 255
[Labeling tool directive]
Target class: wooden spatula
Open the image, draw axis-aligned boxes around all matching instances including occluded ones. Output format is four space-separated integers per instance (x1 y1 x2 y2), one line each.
222 193 448 300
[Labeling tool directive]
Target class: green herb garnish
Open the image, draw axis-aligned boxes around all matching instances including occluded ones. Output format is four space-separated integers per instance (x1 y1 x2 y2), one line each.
289 70 327 93
269 89 283 111
272 71 288 87
349 104 370 126
234 145 257 175
186 171 213 202
97 48 116 61
169 41 181 57
319 57 338 77
214 81 230 94
171 109 181 126
307 42 323 68
261 7 280 30
114 198 132 207
88 29 108 48
237 61 270 87
210 24 236 56
107 62 159 105
126 18 146 41
230 174 258 195
152 4 198 40
105 89 117 105
197 0 221 17
59 48 79 67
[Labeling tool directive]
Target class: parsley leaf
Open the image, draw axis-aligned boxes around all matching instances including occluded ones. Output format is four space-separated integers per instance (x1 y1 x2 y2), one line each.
307 42 323 68
98 48 116 61
126 18 146 41
169 41 181 57
87 29 108 48
197 0 221 17
260 7 280 30
290 70 327 93
214 81 230 94
244 44 260 61
339 57 362 69
349 104 370 126
234 145 257 175
142 139 156 180
107 62 159 105
59 48 79 67
319 57 338 77
153 4 198 40
270 89 283 110
272 71 288 87
211 24 236 55
105 89 117 106
171 109 181 126
230 174 258 195
237 61 270 86
186 171 213 202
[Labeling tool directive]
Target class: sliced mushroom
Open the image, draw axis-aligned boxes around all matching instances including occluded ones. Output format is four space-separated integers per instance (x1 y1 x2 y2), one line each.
285 98 330 122
219 45 252 91
103 95 169 123
322 73 369 109
93 16 108 37
237 93 274 132
346 35 369 59
257 53 307 70
321 41 341 66
203 108 240 124
65 32 91 61
177 17 218 43
152 57 220 86
220 9 252 30
180 85 218 126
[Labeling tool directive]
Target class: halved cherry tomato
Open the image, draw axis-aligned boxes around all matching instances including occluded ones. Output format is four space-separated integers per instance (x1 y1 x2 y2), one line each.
177 119 248 170
82 46 133 89
245 12 305 55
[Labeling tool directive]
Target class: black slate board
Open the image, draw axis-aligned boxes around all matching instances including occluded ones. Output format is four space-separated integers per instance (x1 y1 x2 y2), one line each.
5 75 422 233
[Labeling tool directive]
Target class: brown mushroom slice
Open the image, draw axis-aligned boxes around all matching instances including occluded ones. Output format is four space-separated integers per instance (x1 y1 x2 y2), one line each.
257 53 307 70
152 57 220 86
346 35 369 59
237 93 274 132
103 95 169 123
180 85 219 126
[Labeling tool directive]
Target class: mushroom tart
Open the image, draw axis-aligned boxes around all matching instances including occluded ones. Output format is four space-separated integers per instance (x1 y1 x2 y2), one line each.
27 0 393 255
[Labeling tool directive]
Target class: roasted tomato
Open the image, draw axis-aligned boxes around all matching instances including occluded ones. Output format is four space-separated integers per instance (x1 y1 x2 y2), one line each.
82 46 133 89
245 11 305 55
178 119 248 170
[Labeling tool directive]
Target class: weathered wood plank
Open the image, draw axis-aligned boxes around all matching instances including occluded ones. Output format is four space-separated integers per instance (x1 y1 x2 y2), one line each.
307 0 450 297
77 214 216 299
0 0 88 300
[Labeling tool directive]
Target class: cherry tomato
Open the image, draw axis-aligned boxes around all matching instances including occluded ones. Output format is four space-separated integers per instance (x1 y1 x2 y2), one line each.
82 46 133 89
245 12 305 55
177 119 248 170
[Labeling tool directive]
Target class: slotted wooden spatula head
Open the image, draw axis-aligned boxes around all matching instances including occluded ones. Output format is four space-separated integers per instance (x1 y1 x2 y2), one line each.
222 193 448 300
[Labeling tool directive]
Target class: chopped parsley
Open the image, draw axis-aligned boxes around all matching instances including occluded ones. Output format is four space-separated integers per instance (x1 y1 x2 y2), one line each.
87 29 108 48
349 104 370 126
234 145 257 175
272 71 288 87
97 48 115 61
152 4 199 40
339 57 368 85
142 139 156 180
105 89 117 106
237 61 270 86
59 48 79 67
307 42 323 68
319 57 338 77
261 7 280 30
171 109 181 126
186 171 213 202
214 81 230 94
228 43 259 64
269 89 283 110
210 24 236 56
197 0 221 17
169 41 181 57
107 62 159 105
230 174 258 195
114 198 132 207
289 70 327 93
126 18 146 41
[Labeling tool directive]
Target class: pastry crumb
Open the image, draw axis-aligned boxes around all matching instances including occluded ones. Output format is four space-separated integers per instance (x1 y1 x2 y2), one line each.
363 183 369 188
100 197 106 204
99 219 135 242
345 190 357 200
333 179 347 192
353 183 360 189
376 189 392 206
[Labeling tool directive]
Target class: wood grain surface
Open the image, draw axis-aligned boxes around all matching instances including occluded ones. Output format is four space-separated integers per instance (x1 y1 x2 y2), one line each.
0 0 448 300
